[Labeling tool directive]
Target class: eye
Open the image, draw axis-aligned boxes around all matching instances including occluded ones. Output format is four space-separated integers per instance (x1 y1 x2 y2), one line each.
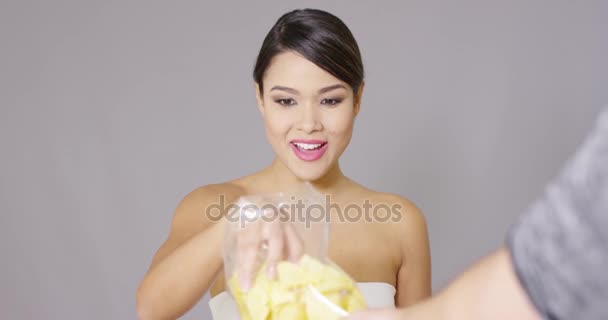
274 98 296 107
321 98 342 106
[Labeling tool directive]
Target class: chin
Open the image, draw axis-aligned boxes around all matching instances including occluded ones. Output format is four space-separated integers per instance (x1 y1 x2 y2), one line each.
288 161 330 182
293 170 326 182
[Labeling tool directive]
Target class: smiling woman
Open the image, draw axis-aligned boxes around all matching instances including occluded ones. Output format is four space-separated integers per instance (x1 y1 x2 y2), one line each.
136 8 431 320
255 50 360 181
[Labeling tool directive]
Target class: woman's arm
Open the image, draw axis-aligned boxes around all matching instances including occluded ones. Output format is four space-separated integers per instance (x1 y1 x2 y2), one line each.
136 186 230 320
393 197 432 307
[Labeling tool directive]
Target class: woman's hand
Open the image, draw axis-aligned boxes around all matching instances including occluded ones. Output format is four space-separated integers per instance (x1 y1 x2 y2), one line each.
234 209 305 290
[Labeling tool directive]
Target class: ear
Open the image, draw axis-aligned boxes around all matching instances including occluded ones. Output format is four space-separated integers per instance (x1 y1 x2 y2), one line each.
354 81 365 117
254 82 265 115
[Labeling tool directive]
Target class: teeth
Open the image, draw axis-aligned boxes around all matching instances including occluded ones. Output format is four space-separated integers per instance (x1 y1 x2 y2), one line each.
294 142 323 150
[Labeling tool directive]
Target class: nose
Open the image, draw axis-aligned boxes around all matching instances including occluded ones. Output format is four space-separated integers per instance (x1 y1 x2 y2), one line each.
296 103 323 133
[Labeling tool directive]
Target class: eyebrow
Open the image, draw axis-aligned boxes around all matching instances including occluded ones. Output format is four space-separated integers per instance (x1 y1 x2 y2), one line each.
269 84 347 94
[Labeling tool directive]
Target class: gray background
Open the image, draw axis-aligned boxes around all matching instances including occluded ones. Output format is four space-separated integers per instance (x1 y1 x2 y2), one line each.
1 0 607 319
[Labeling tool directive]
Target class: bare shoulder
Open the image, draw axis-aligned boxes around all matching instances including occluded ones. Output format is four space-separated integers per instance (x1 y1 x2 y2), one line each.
369 190 431 288
353 183 428 244
349 182 425 223
377 192 426 226
379 191 427 239
170 180 248 232
343 181 431 303
164 171 267 243
175 181 247 214
148 180 248 267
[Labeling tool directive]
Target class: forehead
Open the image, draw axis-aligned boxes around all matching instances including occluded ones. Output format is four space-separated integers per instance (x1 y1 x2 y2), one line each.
263 51 349 92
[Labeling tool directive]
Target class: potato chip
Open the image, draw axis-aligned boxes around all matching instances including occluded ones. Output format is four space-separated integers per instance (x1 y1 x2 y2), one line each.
228 254 367 319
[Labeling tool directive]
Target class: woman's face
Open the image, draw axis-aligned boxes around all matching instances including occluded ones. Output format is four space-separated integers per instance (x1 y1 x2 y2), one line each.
255 50 363 181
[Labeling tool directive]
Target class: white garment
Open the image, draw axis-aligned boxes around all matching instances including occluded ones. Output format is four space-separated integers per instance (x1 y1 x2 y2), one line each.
208 282 396 319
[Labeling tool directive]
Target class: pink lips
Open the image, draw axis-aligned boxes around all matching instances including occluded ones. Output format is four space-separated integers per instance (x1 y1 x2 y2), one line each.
290 139 328 161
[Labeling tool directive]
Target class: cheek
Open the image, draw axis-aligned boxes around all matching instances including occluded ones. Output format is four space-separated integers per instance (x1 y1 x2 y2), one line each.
325 111 355 139
264 109 291 137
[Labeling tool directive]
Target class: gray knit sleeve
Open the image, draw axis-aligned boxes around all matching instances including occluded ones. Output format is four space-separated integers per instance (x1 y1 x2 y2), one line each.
506 108 608 320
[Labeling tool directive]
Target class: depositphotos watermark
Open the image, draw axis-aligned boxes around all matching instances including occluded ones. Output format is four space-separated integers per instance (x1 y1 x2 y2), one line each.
205 194 403 228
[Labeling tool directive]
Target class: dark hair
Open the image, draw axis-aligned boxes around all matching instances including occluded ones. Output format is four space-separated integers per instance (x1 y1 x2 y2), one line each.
253 8 364 96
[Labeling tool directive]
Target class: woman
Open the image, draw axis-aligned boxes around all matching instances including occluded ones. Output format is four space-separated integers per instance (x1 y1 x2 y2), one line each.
136 8 431 320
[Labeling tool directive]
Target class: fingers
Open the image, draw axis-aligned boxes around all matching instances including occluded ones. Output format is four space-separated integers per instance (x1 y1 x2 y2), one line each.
283 223 305 263
235 206 306 290
263 219 284 279
236 218 262 291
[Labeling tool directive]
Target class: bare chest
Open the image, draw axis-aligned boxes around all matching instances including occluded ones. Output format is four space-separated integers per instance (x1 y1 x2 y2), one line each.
326 222 401 287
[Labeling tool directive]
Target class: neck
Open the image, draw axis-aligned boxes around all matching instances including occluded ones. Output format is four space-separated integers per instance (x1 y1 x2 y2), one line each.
263 158 349 195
